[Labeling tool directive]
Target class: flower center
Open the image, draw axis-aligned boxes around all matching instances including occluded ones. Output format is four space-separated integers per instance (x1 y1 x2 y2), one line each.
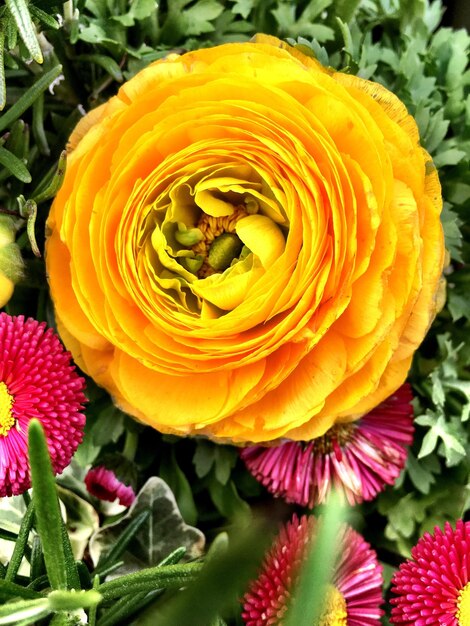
457 582 470 626
315 585 348 626
0 381 15 436
314 423 355 457
190 205 248 277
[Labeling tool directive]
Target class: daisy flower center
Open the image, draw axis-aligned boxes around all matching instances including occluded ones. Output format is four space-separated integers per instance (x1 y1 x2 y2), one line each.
457 582 470 626
316 423 355 456
0 381 15 436
317 584 348 626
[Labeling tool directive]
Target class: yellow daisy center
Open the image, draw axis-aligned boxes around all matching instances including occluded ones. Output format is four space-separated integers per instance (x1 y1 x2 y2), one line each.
0 381 15 436
457 582 470 626
316 584 348 626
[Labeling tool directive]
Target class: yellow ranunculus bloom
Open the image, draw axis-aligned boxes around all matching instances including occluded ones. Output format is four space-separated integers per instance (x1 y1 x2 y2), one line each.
0 216 23 309
45 36 445 444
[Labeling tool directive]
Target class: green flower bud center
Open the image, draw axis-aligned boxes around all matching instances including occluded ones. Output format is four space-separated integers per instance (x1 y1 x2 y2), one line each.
208 233 243 271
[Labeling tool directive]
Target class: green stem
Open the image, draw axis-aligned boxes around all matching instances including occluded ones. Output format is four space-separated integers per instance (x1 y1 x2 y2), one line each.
97 562 203 602
122 429 138 462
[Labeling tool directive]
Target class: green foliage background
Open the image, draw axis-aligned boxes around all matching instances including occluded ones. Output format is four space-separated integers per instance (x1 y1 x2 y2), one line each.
0 0 469 624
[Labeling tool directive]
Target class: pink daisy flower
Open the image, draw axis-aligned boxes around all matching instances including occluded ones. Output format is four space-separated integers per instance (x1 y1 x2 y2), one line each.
241 385 414 507
242 513 383 625
390 519 470 625
85 458 136 507
0 313 86 497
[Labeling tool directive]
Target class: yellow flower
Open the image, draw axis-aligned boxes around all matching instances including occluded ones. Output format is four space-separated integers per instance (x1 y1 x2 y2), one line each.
0 216 23 308
45 35 445 444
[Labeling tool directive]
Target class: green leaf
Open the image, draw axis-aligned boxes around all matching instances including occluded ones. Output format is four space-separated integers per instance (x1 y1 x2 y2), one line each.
193 440 216 478
0 64 63 133
28 5 60 30
97 561 204 601
208 479 250 519
89 477 205 577
5 0 43 63
0 146 31 183
0 580 41 602
406 451 438 494
0 27 6 110
76 55 123 82
0 598 49 625
159 450 198 525
28 419 68 590
433 148 467 167
4 501 34 582
94 510 150 575
95 548 186 626
230 0 254 19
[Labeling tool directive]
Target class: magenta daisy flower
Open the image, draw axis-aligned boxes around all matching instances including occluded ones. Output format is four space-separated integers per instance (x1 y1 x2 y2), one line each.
241 384 414 507
242 513 383 625
0 313 86 497
85 455 136 507
390 519 470 625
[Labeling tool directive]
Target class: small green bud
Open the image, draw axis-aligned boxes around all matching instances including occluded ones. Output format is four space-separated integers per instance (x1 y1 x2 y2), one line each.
208 233 243 272
175 222 204 247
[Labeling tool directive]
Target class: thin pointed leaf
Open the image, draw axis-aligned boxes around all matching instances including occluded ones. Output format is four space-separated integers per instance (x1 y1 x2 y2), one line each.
29 5 60 30
28 419 67 590
76 54 123 81
96 548 187 626
60 521 81 590
97 562 204 601
95 510 150 575
5 0 43 63
0 146 31 183
0 64 62 133
0 580 41 601
0 598 49 625
88 575 100 626
5 501 35 582
32 93 49 155
30 535 45 582
0 28 5 110
6 16 18 50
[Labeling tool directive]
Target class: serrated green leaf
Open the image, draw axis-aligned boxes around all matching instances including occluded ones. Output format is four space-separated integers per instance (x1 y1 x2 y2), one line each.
406 451 438 494
434 148 467 167
418 427 439 459
230 0 254 19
